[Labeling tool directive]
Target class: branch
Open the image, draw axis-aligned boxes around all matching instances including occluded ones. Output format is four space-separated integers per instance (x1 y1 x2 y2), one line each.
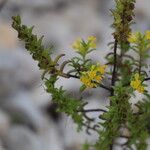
138 52 142 75
98 83 112 91
58 71 111 92
109 39 118 150
144 77 150 81
77 108 107 113
67 74 79 79
82 122 99 134
111 39 118 96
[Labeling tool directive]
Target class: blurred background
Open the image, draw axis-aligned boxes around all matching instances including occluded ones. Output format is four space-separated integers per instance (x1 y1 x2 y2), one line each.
0 0 150 150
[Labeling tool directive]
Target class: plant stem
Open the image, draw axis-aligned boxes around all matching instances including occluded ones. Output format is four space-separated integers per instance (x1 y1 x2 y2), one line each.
144 77 150 81
78 108 107 113
109 39 118 150
111 39 118 96
98 83 112 91
138 51 142 75
58 71 111 91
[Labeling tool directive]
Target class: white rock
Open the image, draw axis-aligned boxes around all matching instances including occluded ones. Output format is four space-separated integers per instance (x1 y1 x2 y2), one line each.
8 0 70 8
0 140 6 150
0 110 10 137
0 22 17 49
2 91 49 132
2 125 43 150
0 49 40 97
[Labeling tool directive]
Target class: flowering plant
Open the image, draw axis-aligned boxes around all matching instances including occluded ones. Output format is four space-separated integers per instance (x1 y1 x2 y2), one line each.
12 0 150 149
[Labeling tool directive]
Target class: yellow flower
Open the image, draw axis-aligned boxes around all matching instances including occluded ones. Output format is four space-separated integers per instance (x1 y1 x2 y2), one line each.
80 64 106 88
88 36 97 49
130 80 141 89
88 70 97 79
130 73 145 93
97 65 107 74
145 31 150 40
91 64 107 75
134 73 140 80
72 38 83 50
137 86 145 93
80 73 97 88
128 32 139 43
72 36 97 55
88 36 96 42
94 75 102 82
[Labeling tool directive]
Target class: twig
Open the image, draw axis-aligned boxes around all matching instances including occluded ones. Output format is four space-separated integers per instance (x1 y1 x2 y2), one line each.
82 122 99 133
144 77 150 81
138 52 142 75
58 71 111 92
67 74 79 79
78 108 107 113
109 39 118 150
98 83 112 91
111 39 118 96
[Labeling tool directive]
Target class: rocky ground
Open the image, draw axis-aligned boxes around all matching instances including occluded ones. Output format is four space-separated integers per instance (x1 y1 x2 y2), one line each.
0 0 150 150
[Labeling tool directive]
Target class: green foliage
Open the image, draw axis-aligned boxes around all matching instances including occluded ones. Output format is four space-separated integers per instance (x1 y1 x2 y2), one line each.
12 0 150 149
111 0 135 51
127 93 150 150
96 84 133 150
12 15 94 131
12 16 52 71
82 142 91 150
44 75 86 130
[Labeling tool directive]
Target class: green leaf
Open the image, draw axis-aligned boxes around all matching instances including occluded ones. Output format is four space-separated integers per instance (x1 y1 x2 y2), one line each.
80 84 86 92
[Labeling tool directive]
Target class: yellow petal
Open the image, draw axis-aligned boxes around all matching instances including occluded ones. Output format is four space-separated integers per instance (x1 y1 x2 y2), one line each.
97 65 107 74
89 42 96 49
134 73 140 80
128 32 139 43
137 86 144 93
145 31 150 40
72 38 82 50
88 36 97 49
88 36 96 42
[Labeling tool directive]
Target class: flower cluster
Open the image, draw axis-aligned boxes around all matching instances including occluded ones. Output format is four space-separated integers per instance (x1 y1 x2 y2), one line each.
72 36 97 57
128 31 150 47
130 73 145 93
127 31 150 53
87 36 97 49
80 64 106 88
128 32 139 43
111 0 135 50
